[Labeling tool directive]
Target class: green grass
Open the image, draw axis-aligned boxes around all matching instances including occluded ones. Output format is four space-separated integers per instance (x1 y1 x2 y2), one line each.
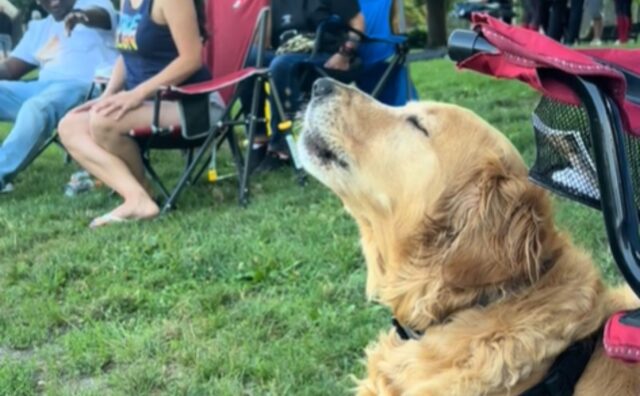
0 60 619 395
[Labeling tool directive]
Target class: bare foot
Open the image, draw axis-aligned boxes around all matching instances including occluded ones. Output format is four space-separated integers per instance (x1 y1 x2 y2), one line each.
90 192 159 228
111 192 159 220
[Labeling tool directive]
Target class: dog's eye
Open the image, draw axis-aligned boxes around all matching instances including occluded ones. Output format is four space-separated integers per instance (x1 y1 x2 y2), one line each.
407 116 429 136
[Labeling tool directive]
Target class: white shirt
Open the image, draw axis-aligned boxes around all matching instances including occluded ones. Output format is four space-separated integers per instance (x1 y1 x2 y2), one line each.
11 0 118 83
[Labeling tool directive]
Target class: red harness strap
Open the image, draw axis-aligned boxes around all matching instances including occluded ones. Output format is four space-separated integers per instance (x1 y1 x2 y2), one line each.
604 310 640 363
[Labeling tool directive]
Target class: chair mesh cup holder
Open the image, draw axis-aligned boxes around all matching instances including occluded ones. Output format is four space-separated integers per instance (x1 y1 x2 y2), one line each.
530 96 601 208
530 95 640 214
177 94 225 141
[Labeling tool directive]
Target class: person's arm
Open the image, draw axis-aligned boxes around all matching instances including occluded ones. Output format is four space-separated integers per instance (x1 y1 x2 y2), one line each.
349 12 365 34
94 0 204 119
67 56 126 114
0 21 39 80
102 56 126 96
136 0 204 93
64 6 113 36
324 12 365 71
0 57 36 80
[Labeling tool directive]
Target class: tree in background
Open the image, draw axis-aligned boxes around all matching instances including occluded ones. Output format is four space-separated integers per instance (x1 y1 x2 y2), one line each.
406 0 449 49
425 0 448 47
413 0 451 48
403 0 427 27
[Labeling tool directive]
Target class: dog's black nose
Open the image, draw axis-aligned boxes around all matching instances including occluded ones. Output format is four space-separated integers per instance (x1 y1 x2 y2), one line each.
313 78 334 98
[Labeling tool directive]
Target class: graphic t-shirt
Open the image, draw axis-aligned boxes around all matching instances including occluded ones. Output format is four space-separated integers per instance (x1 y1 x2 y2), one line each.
116 9 140 52
11 0 118 83
116 0 210 90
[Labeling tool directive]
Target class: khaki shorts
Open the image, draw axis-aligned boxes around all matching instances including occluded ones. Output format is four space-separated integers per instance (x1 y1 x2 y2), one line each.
585 0 603 19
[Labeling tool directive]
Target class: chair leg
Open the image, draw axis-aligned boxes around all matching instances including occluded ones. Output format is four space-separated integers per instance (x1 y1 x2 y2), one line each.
184 148 196 185
142 152 171 201
193 152 212 183
193 133 233 183
372 54 402 99
226 127 245 186
33 133 60 161
160 127 220 214
239 77 264 207
405 64 413 102
34 132 74 165
266 74 306 185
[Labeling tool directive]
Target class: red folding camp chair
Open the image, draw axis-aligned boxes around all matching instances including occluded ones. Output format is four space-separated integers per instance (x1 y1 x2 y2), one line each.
130 0 288 212
448 15 640 369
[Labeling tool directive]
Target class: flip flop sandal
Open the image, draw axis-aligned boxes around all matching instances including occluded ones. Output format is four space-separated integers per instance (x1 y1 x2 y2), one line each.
89 212 130 229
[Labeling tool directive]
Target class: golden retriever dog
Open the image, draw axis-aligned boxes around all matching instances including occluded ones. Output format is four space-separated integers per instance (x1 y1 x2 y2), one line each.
297 78 640 395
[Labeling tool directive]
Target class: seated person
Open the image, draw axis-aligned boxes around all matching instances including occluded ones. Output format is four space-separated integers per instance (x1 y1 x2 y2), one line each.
0 0 117 193
243 0 365 171
58 0 210 227
0 6 13 58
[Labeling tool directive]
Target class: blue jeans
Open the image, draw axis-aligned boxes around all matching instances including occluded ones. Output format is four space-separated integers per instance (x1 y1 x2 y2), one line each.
0 79 91 185
241 50 330 152
0 34 11 57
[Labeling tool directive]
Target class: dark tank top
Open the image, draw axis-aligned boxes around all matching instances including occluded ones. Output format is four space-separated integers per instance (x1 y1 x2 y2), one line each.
116 0 210 90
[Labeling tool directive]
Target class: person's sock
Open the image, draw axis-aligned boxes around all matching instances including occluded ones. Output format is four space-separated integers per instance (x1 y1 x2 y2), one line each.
617 16 630 43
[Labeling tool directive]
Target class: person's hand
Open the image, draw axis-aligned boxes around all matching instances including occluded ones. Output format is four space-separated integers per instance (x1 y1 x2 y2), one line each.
64 10 89 37
324 53 350 71
93 90 146 120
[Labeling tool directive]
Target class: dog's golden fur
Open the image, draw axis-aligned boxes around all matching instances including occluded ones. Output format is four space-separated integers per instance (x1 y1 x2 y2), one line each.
298 80 640 395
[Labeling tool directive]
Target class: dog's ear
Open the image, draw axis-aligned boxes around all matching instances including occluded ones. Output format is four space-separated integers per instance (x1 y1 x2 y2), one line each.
430 156 552 289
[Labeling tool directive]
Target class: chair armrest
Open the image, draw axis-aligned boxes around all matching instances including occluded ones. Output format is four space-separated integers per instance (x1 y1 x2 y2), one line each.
364 34 407 45
140 67 267 136
94 76 110 86
169 67 267 95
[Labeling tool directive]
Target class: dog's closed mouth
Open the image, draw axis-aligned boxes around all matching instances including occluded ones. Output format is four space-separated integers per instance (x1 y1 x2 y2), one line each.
304 133 348 168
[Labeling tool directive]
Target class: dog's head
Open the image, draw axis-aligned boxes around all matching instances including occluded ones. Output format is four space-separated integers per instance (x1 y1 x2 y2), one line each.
299 79 556 297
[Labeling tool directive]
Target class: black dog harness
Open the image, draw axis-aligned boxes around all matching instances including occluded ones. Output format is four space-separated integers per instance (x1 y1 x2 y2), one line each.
392 317 601 396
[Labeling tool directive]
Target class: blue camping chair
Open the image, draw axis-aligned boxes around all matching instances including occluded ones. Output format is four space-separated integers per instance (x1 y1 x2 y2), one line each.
260 0 418 181
356 0 418 106
303 0 417 106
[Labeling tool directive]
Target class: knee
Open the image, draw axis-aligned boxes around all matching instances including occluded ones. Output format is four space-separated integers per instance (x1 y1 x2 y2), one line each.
270 55 297 79
88 110 118 144
19 98 54 125
270 56 287 71
58 112 86 145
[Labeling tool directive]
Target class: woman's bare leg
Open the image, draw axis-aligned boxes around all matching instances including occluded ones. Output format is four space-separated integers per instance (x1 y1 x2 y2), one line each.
59 102 181 225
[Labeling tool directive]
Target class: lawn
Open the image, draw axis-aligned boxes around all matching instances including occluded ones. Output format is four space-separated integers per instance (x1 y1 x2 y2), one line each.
0 59 618 395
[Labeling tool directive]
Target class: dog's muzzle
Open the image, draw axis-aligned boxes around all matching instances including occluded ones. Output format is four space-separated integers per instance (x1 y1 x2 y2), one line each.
312 78 336 100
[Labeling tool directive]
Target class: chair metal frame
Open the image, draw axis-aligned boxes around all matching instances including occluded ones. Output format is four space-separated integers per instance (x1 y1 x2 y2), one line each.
566 73 640 295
